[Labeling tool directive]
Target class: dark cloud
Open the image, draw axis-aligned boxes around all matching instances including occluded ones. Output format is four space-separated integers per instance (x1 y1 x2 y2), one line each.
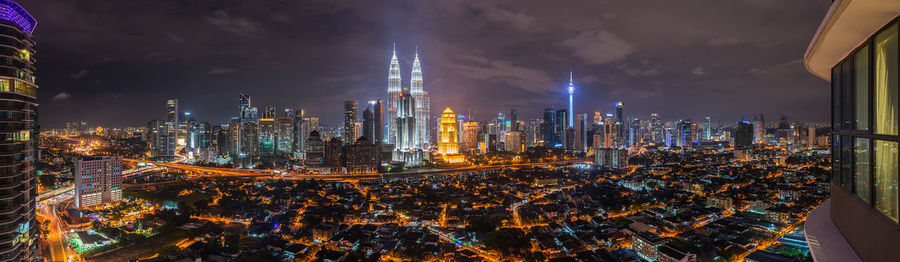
18 0 830 128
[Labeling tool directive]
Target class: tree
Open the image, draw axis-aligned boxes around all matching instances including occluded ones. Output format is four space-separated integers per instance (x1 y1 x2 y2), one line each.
38 175 56 189
482 228 530 256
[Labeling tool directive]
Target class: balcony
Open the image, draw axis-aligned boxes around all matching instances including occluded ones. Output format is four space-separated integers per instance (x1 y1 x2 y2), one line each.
804 198 860 262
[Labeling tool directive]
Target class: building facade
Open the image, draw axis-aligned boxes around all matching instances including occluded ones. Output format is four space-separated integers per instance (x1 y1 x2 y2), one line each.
438 108 459 155
0 1 37 259
803 2 900 261
75 156 123 209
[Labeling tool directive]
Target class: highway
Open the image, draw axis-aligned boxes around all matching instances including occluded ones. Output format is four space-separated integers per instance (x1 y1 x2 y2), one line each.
124 159 579 182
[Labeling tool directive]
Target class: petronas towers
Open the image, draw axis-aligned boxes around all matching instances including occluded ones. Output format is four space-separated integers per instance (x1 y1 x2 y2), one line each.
386 45 430 154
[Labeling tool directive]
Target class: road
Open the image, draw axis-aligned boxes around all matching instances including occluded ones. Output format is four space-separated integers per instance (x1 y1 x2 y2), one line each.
40 202 76 262
124 159 578 182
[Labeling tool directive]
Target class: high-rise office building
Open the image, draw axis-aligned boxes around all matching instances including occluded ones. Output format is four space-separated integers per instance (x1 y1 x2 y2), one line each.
575 113 587 152
438 108 459 155
257 118 276 156
438 108 464 163
807 126 816 149
372 100 383 145
703 116 711 141
394 90 417 151
264 105 276 119
734 120 753 149
276 117 293 155
505 130 525 153
166 99 178 127
291 110 306 159
804 3 900 261
75 156 123 209
393 89 422 166
542 108 555 148
601 114 620 148
753 114 766 143
239 94 252 121
463 122 479 152
303 130 324 167
677 120 693 148
343 100 358 145
555 109 568 148
362 106 375 144
509 109 518 131
649 113 663 144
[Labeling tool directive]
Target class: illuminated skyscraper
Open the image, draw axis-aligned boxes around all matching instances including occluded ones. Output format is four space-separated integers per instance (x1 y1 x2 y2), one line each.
264 105 276 119
372 100 383 145
257 118 276 156
543 108 555 147
238 94 258 122
362 105 375 144
615 102 624 147
510 109 518 131
75 156 122 209
555 109 568 148
395 90 417 151
734 120 753 149
343 100 358 145
650 113 663 143
753 114 766 143
411 49 429 148
386 45 401 145
276 117 293 155
393 89 423 166
703 116 711 141
575 113 587 152
567 71 575 127
438 108 461 157
0 1 38 258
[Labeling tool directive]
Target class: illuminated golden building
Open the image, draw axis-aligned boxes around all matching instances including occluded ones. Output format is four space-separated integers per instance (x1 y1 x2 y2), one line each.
438 108 464 163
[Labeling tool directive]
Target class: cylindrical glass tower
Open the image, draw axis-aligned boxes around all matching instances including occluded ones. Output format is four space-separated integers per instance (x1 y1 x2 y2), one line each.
0 0 37 261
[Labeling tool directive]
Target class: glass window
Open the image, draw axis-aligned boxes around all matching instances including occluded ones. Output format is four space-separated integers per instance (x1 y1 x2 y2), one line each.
833 66 841 129
833 134 841 184
855 45 870 131
842 135 852 189
874 140 899 223
855 138 871 203
842 61 853 130
874 23 898 135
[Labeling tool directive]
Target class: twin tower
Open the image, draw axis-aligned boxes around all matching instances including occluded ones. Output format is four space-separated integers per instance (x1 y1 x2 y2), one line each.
387 46 430 154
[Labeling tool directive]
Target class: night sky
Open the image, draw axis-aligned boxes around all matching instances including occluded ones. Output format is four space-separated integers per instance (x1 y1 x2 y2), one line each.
19 0 831 129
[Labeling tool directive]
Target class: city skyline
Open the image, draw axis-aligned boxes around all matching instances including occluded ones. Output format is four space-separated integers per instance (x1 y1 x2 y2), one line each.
21 0 832 128
23 0 900 261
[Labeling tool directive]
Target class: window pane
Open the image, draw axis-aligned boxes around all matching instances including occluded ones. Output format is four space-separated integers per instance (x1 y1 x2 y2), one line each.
833 134 840 184
842 135 852 189
855 45 870 130
874 23 898 135
855 138 871 203
833 66 841 129
874 140 899 223
842 61 853 130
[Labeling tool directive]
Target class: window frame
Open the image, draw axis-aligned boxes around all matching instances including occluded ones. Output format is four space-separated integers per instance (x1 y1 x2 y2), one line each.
831 18 900 225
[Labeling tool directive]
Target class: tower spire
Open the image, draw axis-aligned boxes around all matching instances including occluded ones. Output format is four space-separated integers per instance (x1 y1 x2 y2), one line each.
392 42 397 59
